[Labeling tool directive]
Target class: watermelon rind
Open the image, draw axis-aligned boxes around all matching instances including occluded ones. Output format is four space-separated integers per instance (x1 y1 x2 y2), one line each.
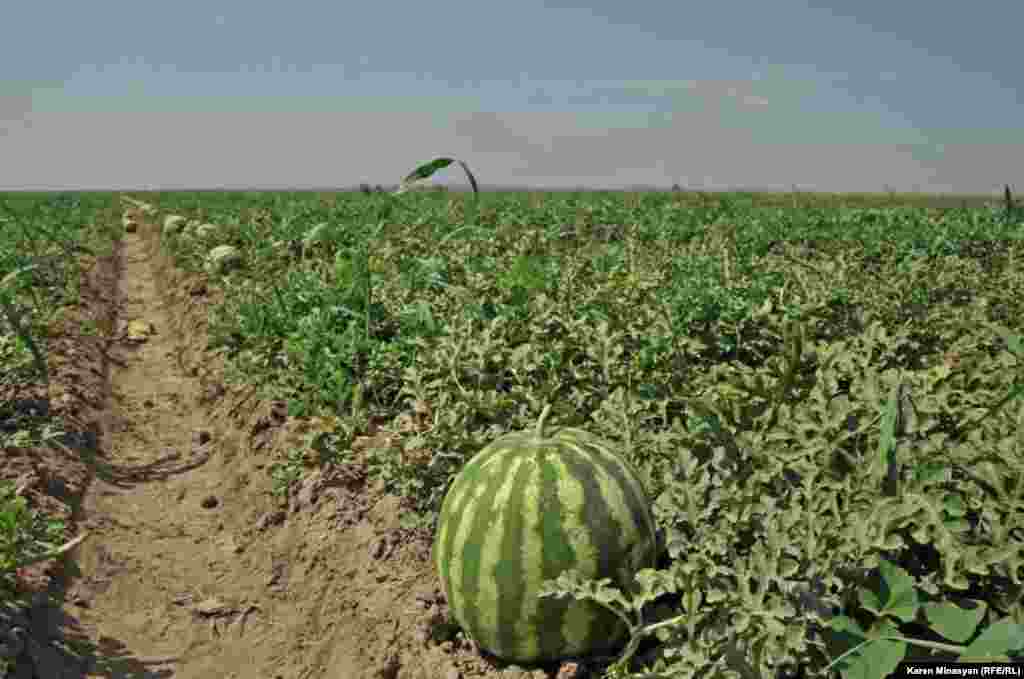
434 404 658 664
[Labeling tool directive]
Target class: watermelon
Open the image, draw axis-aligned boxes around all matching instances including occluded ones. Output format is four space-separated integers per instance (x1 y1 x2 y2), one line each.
433 404 659 664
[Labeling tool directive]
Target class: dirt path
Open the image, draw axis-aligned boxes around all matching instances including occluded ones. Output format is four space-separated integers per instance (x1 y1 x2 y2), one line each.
4 203 547 678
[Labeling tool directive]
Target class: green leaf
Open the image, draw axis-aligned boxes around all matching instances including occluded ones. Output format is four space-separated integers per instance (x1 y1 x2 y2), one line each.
829 615 869 639
1006 332 1023 358
0 264 37 293
633 568 680 606
912 461 948 485
824 617 906 679
402 158 455 185
835 638 906 679
876 381 901 486
942 493 967 518
859 559 919 623
923 600 987 644
394 157 479 195
538 569 633 614
959 619 1024 661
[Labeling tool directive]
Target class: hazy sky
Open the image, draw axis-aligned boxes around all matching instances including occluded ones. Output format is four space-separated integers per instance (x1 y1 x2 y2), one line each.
2 1 1021 193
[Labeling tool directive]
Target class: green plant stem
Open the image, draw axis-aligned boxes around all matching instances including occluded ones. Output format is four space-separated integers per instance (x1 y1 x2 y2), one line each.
0 294 49 387
821 635 970 675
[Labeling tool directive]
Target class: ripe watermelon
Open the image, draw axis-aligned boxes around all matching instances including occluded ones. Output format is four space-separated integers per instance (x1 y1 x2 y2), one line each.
433 405 659 664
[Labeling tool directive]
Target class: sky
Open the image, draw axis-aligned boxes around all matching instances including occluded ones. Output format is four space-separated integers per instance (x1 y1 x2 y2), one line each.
1 1 1022 193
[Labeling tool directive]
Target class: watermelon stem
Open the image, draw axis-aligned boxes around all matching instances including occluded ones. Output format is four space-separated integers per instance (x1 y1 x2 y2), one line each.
535 403 552 439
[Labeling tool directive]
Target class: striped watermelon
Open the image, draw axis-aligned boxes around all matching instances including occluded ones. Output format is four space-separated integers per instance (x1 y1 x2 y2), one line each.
433 404 659 664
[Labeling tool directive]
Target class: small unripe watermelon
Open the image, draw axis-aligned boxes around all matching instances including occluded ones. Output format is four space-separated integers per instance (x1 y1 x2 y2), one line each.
433 405 658 664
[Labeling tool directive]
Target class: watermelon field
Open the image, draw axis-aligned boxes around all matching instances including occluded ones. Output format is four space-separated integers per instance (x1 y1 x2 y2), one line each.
1 184 1023 678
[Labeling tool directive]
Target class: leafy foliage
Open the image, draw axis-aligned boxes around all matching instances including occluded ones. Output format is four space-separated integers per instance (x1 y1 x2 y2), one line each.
0 193 116 610
130 181 1024 678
